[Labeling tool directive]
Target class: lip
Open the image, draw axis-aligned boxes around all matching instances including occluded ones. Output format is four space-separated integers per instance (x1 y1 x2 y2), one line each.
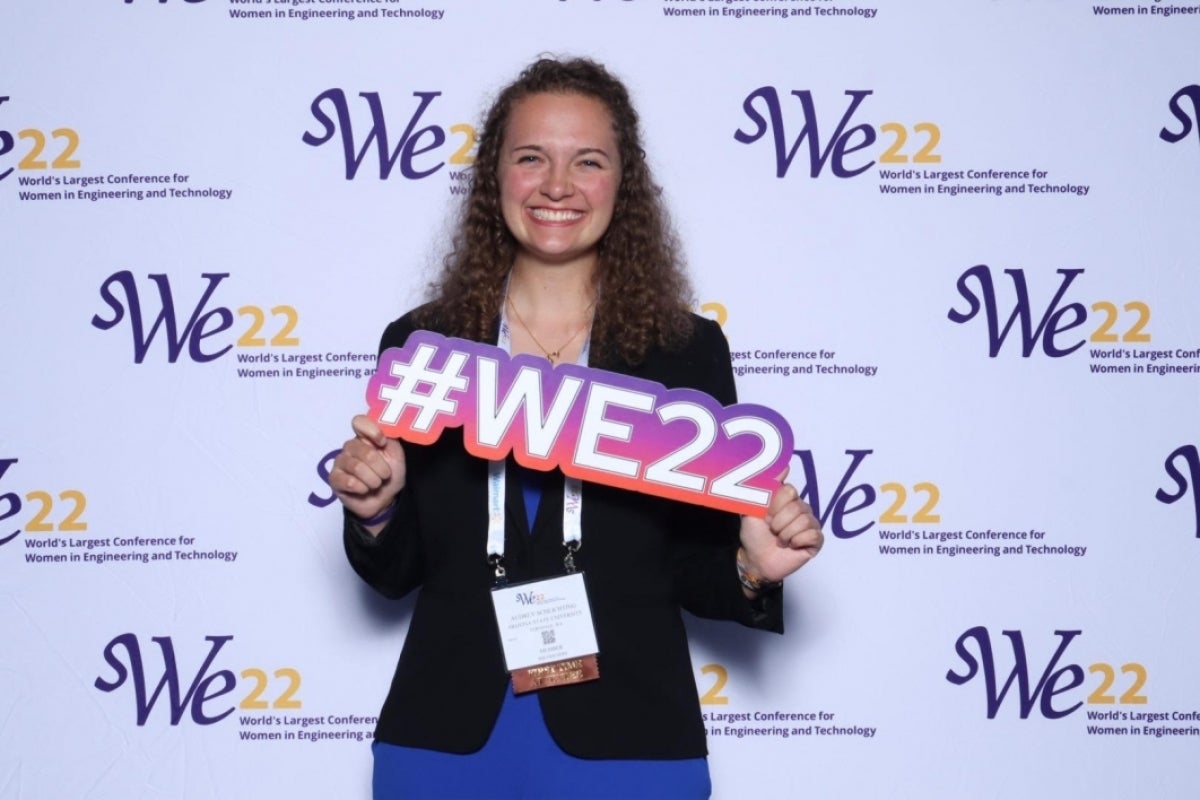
527 207 586 224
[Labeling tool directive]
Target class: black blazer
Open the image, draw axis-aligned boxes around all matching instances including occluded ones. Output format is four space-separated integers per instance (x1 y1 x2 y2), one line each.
344 310 783 759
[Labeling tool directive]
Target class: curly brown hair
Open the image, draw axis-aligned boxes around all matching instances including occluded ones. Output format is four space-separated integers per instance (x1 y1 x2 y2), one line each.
415 56 695 367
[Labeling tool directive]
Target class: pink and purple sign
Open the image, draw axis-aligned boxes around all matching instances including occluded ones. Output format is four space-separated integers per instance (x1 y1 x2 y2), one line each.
365 331 794 517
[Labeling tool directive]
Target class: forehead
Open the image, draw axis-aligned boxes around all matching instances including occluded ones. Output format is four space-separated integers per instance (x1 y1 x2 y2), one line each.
503 92 617 148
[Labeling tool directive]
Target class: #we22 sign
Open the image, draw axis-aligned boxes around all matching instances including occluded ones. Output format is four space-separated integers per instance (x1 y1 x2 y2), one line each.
366 332 793 517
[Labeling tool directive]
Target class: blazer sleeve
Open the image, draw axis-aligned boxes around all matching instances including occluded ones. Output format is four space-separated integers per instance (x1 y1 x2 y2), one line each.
665 316 785 632
342 314 426 600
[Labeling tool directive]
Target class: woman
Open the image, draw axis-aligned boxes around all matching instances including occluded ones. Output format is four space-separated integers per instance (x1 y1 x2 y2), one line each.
331 56 823 799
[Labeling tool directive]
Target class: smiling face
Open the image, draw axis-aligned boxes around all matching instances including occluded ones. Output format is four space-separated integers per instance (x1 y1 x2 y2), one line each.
497 92 621 274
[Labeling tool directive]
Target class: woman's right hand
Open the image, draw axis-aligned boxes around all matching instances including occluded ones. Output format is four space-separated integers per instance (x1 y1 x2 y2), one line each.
331 414 407 534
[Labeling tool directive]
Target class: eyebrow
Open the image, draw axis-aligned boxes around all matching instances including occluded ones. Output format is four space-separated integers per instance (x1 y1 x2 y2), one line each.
510 144 613 160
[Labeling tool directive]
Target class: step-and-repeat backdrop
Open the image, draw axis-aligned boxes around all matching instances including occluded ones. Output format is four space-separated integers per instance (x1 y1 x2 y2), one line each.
3 1 1198 797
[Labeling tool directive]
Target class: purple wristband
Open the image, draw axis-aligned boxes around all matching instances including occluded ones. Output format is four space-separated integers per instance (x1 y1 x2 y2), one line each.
356 500 396 527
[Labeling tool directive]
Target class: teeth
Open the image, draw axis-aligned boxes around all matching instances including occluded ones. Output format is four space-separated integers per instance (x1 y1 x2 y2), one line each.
531 208 583 222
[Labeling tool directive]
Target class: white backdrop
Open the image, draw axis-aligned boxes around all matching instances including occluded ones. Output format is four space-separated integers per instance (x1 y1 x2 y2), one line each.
3 1 1199 797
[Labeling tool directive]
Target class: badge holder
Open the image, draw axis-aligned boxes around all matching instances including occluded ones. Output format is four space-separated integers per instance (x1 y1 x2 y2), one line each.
490 542 600 693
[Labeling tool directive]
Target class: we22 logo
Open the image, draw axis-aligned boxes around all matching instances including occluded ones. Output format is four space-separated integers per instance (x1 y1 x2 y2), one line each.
1159 85 1200 147
1157 444 1200 539
946 627 1147 720
92 271 299 363
302 89 476 180
947 266 1151 357
734 88 942 178
791 449 941 539
0 458 89 548
94 634 301 726
0 96 82 183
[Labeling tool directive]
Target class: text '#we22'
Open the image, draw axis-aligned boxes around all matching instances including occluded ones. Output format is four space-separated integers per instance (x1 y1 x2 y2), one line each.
365 332 794 517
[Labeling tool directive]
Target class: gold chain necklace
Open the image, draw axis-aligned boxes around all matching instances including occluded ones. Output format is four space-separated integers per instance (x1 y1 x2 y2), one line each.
506 295 594 365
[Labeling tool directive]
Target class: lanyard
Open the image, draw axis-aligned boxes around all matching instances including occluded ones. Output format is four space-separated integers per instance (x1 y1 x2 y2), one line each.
486 300 589 585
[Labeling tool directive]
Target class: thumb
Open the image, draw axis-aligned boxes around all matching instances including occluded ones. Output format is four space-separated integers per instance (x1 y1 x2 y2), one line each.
351 413 387 449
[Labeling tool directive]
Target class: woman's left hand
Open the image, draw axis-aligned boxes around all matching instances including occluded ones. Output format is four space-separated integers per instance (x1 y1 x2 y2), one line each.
738 470 824 586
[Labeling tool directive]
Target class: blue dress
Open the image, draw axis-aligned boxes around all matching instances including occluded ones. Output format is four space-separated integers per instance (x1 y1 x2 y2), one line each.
370 470 711 799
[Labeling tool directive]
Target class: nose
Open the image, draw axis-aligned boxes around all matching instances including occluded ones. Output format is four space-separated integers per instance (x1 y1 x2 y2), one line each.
539 162 574 200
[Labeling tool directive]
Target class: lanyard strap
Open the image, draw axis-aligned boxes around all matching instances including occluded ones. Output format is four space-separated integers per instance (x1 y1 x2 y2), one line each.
487 298 589 583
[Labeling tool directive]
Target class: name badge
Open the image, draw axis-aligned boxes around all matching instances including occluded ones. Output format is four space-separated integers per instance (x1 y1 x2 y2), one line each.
491 573 600 693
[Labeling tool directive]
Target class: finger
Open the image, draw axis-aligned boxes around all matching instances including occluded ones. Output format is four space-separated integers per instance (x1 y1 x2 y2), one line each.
785 528 822 552
338 439 392 481
351 414 387 448
776 512 822 549
767 499 804 535
329 464 369 497
361 440 396 481
783 522 824 553
381 436 407 470
351 452 392 491
766 482 799 520
332 441 393 490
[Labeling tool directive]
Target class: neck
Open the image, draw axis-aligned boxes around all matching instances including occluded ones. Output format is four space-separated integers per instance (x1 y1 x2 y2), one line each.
505 260 597 365
507 259 596 318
